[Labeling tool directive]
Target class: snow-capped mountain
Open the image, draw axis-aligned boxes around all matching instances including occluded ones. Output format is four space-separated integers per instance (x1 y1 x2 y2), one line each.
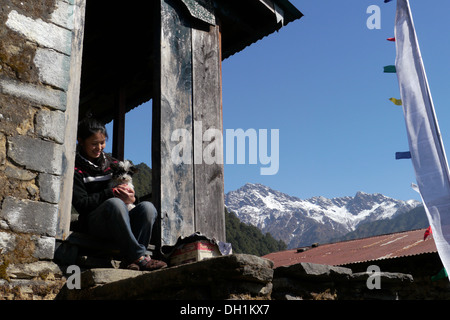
224 183 421 249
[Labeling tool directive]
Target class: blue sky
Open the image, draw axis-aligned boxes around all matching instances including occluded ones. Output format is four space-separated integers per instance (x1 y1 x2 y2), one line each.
106 1 450 202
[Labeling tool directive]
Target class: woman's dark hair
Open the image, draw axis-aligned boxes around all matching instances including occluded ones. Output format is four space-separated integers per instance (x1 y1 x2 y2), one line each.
77 117 108 141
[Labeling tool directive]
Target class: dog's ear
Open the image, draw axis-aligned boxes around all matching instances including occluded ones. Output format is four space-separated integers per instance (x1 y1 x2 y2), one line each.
110 161 120 171
130 164 138 175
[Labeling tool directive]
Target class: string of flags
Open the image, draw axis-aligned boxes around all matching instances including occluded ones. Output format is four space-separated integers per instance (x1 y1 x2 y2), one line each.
383 0 444 282
383 37 408 162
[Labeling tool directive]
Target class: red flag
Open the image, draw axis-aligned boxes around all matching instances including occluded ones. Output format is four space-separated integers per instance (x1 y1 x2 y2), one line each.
424 226 432 240
387 37 396 42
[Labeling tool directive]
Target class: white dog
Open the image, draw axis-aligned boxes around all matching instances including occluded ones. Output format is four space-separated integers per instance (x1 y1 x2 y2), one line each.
110 160 137 210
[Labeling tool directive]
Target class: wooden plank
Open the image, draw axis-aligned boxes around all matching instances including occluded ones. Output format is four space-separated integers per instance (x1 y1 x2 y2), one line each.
56 0 86 240
112 87 126 161
192 24 225 242
153 0 195 246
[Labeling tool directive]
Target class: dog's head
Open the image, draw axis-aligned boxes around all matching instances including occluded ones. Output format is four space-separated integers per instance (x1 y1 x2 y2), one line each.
110 160 137 184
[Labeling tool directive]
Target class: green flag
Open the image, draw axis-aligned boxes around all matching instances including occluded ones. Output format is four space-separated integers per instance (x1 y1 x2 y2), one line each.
431 267 448 281
384 65 396 73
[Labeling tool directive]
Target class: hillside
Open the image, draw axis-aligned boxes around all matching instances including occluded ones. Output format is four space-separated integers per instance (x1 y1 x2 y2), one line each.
335 205 428 242
225 207 287 256
133 162 152 199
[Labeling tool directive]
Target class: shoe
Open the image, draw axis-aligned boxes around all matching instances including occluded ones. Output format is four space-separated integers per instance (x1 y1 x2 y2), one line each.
128 255 167 271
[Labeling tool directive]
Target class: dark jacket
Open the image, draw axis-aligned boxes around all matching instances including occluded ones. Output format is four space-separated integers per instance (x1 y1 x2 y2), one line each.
72 150 117 231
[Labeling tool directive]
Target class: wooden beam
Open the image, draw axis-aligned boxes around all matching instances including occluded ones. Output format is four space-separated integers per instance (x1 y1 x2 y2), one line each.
152 0 226 247
153 0 195 247
56 0 86 240
192 24 225 242
112 87 126 161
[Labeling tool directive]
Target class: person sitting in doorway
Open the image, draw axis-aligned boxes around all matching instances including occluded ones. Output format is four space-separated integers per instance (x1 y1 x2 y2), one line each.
72 117 166 271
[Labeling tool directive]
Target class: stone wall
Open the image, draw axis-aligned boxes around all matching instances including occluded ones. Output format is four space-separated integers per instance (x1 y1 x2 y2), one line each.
1 253 449 300
0 0 84 276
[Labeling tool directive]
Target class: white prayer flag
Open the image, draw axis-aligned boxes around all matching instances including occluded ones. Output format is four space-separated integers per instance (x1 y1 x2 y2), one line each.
395 0 450 279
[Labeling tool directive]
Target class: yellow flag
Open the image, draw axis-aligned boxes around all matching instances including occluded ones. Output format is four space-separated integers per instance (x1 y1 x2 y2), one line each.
389 97 402 106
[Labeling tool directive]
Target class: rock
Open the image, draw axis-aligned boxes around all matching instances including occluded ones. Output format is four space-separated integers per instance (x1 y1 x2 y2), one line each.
0 78 67 111
35 109 66 144
275 262 353 281
271 262 415 300
7 261 63 279
37 173 61 204
0 197 58 237
4 165 37 181
6 10 72 55
57 254 274 300
34 48 71 91
7 135 63 175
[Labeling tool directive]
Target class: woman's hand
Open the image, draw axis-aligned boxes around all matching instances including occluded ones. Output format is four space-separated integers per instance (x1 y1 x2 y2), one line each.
113 184 136 204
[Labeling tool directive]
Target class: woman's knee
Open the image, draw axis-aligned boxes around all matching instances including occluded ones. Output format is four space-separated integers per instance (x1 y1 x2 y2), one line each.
105 197 128 208
135 201 158 223
103 198 129 218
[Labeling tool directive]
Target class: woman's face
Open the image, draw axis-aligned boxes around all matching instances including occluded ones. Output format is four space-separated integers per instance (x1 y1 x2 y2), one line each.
79 131 106 161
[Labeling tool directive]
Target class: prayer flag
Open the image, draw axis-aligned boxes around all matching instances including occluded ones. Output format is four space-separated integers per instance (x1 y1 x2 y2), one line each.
389 97 402 105
395 151 411 160
395 0 450 281
387 37 396 42
431 267 448 282
383 65 396 73
424 226 432 240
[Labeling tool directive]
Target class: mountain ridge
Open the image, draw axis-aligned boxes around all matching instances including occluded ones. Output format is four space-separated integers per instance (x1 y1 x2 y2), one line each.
225 183 421 249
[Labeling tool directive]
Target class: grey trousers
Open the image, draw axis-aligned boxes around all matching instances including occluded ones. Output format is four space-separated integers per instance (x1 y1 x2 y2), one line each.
87 198 157 262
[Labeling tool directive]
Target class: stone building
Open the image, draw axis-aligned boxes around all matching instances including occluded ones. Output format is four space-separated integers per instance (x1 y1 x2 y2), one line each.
0 0 302 298
0 0 85 266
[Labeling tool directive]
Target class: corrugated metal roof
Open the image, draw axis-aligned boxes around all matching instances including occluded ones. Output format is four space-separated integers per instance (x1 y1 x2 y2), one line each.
263 228 437 269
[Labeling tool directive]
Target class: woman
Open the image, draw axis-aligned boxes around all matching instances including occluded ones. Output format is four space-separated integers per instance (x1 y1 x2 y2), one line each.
72 118 166 271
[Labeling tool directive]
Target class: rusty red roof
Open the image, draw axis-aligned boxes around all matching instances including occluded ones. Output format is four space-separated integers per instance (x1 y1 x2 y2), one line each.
263 228 437 269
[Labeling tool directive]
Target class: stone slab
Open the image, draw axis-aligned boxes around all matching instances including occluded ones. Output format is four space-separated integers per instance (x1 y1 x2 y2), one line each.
57 254 274 300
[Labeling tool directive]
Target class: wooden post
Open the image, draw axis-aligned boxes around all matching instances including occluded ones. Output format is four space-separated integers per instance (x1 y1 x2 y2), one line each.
56 0 86 240
153 0 196 247
192 24 225 242
153 0 225 247
112 87 126 161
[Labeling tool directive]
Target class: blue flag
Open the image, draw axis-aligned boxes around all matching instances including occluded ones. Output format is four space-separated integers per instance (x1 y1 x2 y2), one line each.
395 151 411 160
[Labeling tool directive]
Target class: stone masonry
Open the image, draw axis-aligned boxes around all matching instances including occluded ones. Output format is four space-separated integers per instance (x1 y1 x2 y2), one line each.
0 0 85 291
